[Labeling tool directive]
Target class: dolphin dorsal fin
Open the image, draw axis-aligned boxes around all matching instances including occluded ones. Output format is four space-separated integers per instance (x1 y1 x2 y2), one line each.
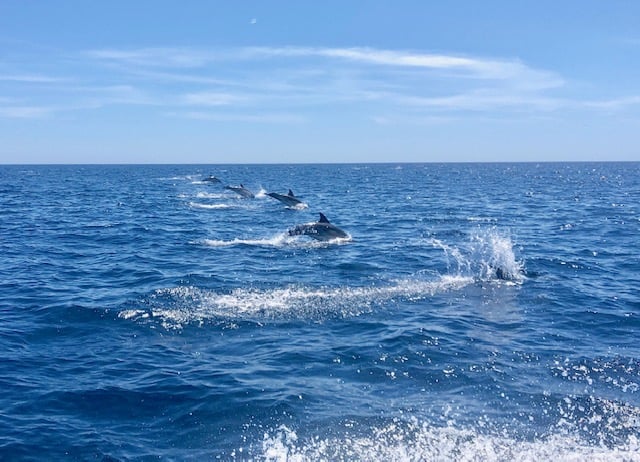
288 189 295 197
318 213 330 223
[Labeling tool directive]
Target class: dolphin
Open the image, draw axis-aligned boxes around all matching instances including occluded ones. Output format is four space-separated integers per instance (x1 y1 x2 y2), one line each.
267 189 303 207
224 184 254 198
202 175 221 183
288 213 349 241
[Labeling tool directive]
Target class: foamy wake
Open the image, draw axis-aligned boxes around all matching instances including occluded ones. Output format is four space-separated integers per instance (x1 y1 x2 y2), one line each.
259 421 640 462
201 234 292 248
118 276 472 329
195 192 228 199
189 202 233 210
201 233 351 248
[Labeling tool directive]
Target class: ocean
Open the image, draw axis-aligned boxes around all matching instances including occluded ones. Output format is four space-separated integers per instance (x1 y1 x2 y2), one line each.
1 163 638 461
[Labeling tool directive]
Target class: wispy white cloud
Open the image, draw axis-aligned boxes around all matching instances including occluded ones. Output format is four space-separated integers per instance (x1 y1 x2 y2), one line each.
581 95 640 110
396 89 563 112
371 114 454 126
85 47 216 68
0 105 52 118
82 46 566 109
86 45 560 82
246 46 559 83
0 85 154 119
118 68 239 86
3 45 637 124
182 91 247 106
75 84 155 107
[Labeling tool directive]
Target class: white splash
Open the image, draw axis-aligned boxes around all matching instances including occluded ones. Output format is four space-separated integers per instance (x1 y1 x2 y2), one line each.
260 420 640 462
430 227 524 283
288 202 309 210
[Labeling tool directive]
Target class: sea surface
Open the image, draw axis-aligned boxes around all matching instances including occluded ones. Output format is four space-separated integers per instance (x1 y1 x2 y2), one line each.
1 163 639 461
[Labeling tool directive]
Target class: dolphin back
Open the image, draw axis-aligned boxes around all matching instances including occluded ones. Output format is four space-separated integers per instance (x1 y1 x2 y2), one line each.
225 185 254 198
268 191 302 206
288 223 313 237
287 213 349 241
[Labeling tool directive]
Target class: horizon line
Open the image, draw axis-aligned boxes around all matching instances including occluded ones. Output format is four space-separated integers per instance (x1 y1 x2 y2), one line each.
1 160 638 167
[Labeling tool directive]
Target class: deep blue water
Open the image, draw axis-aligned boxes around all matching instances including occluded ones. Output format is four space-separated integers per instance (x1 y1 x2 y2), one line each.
1 163 639 461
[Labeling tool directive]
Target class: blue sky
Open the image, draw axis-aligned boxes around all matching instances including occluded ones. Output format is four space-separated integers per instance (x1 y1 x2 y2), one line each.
1 1 639 163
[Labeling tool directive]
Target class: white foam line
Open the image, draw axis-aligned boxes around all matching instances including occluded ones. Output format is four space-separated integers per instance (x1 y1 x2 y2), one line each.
189 202 232 210
202 234 290 247
195 192 228 199
201 234 352 249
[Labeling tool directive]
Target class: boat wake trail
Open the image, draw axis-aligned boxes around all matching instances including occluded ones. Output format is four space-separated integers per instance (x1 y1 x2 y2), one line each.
118 275 472 329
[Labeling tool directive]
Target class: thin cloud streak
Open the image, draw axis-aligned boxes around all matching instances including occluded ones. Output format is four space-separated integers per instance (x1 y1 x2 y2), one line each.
85 48 216 68
248 46 560 83
0 105 52 118
0 85 155 119
165 110 305 124
396 90 563 112
581 95 640 110
0 74 69 83
182 92 247 106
